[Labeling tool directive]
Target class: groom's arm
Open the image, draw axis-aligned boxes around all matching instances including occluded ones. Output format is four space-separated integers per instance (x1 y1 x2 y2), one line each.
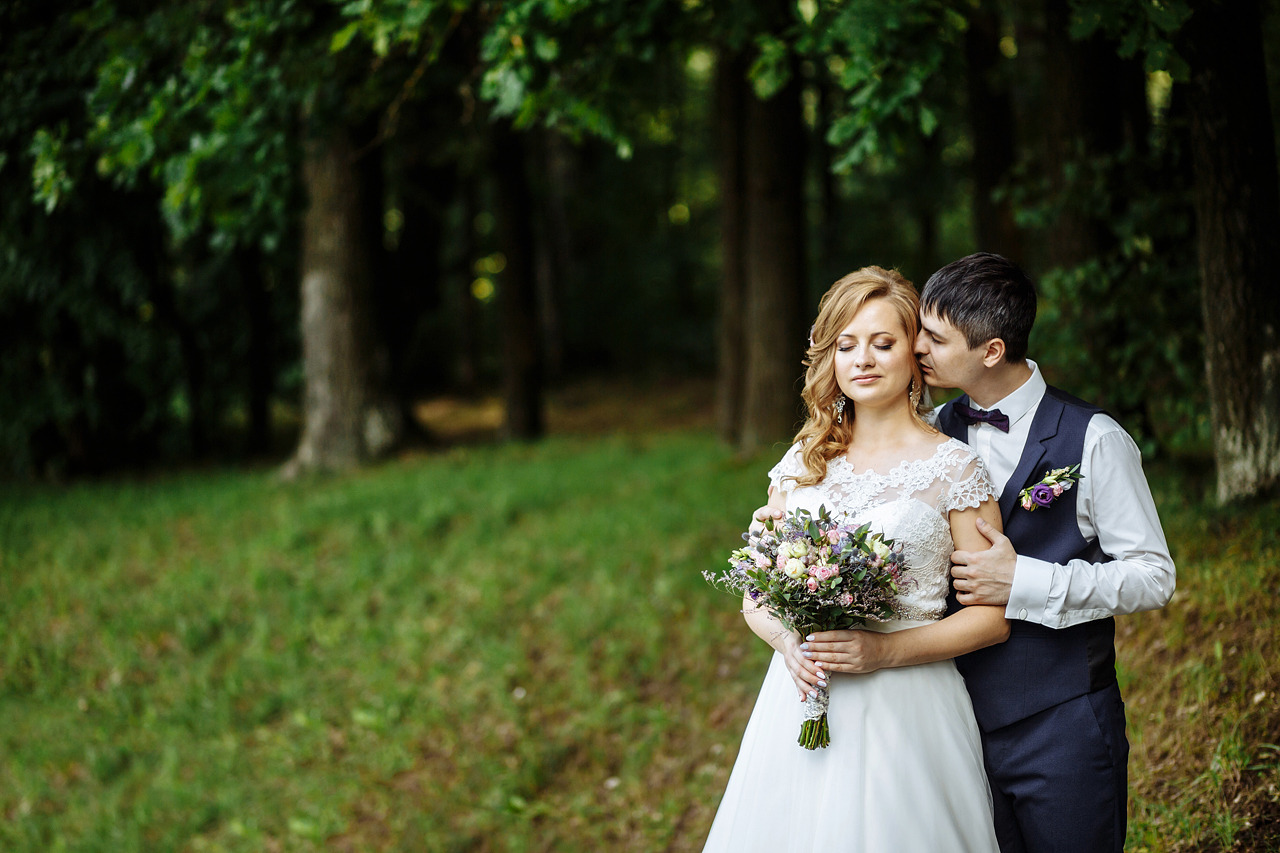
957 417 1176 628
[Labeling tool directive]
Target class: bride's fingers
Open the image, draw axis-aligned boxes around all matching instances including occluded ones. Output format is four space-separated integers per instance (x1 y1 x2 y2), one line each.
807 629 859 643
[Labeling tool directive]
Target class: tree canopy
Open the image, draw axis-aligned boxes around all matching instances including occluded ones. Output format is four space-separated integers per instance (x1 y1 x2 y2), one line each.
3 0 1278 500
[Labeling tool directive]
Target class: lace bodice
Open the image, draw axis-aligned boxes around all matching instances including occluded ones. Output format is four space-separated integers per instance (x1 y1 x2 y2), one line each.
768 438 997 622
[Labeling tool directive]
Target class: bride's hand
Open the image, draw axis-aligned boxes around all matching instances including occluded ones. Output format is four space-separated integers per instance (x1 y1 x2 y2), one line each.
779 632 826 700
749 503 784 534
802 629 889 675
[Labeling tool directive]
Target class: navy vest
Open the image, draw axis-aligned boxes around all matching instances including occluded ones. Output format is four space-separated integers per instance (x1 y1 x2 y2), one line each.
939 386 1117 732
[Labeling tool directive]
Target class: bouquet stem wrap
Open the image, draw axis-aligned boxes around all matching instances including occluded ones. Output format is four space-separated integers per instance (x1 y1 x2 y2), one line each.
799 685 831 750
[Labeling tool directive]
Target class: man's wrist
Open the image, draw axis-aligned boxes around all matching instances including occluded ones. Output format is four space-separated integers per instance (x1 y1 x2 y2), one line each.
1005 555 1052 621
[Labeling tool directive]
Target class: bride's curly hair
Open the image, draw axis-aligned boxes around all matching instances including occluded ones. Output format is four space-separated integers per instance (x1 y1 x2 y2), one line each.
791 266 935 488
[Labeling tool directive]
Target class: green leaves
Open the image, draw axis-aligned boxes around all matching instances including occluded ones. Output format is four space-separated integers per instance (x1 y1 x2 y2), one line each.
1069 0 1192 80
28 127 75 213
749 34 792 99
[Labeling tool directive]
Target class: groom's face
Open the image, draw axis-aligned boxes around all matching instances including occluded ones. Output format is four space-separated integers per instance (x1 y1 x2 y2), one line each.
916 310 986 391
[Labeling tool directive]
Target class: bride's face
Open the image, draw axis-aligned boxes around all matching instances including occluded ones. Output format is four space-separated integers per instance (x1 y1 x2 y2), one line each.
832 298 914 411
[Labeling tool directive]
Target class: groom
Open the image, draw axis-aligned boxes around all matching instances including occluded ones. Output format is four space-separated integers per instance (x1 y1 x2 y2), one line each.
916 252 1175 852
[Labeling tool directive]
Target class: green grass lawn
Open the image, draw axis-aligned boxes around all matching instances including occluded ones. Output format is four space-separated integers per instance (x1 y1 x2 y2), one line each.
2 425 1277 851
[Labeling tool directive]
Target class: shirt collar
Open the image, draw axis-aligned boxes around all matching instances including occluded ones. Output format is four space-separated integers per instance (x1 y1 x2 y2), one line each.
977 360 1046 427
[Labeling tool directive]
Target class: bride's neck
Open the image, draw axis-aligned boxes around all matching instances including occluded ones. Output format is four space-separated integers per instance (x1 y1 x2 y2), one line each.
847 400 923 451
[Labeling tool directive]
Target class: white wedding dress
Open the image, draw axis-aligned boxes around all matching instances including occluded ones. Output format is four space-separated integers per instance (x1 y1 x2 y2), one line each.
702 438 1001 852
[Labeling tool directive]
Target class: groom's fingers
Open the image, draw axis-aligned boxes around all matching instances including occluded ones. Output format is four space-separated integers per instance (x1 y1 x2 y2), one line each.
975 516 1007 546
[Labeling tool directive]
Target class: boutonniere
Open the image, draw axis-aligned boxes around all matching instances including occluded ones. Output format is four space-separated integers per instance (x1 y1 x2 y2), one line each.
1019 465 1083 511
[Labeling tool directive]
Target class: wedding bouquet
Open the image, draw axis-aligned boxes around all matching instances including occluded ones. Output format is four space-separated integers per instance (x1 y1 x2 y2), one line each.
704 505 907 749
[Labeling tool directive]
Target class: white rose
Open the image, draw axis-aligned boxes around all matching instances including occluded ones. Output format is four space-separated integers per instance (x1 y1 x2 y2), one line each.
784 558 807 580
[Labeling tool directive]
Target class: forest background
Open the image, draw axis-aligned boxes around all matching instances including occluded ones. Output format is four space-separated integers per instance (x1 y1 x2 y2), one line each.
2 0 1279 850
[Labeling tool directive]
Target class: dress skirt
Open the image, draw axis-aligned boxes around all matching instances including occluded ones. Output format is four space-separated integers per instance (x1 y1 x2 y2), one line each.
702 622 999 852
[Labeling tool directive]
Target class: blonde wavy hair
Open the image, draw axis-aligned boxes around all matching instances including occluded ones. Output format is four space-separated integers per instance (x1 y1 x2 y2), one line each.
792 266 935 488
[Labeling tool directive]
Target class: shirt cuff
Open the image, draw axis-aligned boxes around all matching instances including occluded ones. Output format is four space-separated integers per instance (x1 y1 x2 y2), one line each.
1006 555 1054 623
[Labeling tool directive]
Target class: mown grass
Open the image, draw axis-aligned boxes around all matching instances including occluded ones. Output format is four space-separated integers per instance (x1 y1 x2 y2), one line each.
1 393 1277 852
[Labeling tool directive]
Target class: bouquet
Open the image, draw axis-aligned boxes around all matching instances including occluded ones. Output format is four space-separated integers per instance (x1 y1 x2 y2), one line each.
704 505 907 749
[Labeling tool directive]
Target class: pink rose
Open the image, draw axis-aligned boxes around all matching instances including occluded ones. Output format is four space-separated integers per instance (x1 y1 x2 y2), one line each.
815 566 837 582
839 592 853 606
806 577 819 592
1052 483 1064 497
1021 495 1035 510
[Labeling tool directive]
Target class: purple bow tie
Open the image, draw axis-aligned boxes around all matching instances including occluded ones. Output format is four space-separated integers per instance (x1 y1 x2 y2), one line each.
955 402 1010 432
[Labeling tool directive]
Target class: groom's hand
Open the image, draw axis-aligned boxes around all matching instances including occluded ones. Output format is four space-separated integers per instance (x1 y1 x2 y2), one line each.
951 517 1016 607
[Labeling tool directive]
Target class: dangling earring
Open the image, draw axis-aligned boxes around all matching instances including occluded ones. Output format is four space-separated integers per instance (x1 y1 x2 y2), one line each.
834 396 846 424
909 379 922 410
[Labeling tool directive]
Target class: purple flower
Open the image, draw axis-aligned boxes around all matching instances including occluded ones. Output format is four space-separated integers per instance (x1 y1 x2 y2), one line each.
1031 483 1056 507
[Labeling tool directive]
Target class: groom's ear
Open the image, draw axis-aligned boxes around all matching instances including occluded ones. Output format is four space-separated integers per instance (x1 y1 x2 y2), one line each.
980 338 1007 367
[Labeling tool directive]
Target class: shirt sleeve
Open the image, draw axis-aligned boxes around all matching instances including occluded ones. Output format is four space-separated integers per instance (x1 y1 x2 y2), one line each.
1006 416 1177 628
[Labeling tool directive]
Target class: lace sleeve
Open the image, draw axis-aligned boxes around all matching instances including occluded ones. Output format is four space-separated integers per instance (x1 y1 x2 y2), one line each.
943 444 998 512
767 442 806 493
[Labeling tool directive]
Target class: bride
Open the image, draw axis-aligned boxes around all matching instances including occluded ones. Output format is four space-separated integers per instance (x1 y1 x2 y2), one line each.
702 266 1008 852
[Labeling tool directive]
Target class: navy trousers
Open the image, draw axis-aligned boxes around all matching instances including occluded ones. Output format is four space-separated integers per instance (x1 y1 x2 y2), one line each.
982 683 1129 853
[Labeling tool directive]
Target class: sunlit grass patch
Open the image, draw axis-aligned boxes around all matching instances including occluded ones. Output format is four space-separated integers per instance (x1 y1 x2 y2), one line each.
0 431 777 851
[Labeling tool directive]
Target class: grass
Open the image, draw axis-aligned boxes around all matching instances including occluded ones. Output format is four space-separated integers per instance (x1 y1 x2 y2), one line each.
1 382 1277 851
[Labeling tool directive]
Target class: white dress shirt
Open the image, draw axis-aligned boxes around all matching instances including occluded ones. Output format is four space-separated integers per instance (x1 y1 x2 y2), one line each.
961 362 1176 628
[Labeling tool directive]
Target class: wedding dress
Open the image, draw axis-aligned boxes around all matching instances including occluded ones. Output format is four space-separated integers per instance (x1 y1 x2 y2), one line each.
702 438 1001 853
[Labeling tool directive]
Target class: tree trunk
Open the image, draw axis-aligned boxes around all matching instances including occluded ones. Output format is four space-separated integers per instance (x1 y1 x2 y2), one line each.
536 130 574 381
238 245 272 456
715 48 749 445
455 178 481 391
283 127 376 476
740 69 807 453
1040 0 1146 270
964 4 1023 260
1182 0 1280 502
150 248 207 458
381 137 449 439
492 121 544 441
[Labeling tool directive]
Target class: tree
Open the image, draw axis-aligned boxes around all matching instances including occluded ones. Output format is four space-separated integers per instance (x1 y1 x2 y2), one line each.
713 47 749 444
1067 0 1280 497
474 0 817 452
285 124 379 474
963 2 1022 259
738 45 807 452
1179 0 1280 502
83 0 460 474
0 0 244 475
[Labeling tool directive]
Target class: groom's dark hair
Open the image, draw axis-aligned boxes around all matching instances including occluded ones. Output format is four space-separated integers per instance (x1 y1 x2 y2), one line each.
920 252 1036 363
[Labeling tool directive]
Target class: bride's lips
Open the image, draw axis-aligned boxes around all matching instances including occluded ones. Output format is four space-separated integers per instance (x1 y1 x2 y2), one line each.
852 374 880 384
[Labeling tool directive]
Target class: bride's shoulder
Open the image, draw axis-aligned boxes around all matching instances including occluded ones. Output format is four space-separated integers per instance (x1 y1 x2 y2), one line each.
767 441 806 486
931 436 986 471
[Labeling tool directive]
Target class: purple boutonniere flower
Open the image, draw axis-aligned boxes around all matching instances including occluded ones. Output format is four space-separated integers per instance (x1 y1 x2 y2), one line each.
1019 464 1084 512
